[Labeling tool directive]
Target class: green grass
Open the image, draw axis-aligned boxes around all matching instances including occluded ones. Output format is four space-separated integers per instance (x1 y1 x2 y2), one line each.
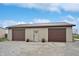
73 34 79 40
0 37 8 42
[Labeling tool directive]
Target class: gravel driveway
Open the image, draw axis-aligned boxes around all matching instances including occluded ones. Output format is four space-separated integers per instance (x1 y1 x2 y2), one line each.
0 41 79 56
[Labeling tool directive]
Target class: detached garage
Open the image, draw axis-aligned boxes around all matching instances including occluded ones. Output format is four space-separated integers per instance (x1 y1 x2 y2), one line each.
7 22 75 42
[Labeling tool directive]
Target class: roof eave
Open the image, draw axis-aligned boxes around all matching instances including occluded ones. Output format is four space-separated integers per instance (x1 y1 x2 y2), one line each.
7 24 76 29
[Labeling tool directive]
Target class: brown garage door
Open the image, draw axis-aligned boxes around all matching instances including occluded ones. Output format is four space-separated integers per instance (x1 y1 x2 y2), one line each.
48 28 66 42
12 28 25 41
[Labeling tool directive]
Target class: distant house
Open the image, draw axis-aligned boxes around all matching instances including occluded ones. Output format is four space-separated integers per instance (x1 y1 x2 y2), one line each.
7 22 75 42
0 27 5 38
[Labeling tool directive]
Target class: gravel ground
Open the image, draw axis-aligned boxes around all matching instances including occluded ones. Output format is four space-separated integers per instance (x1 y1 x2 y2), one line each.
0 41 79 56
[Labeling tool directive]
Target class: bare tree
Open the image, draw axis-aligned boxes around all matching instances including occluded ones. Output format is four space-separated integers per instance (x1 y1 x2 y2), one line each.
73 28 78 35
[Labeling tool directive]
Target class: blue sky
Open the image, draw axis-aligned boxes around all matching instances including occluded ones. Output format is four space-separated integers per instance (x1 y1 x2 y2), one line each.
0 3 79 33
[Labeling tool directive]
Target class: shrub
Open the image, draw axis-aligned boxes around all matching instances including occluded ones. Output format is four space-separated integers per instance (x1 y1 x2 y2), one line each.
42 38 46 43
26 39 30 42
0 37 8 42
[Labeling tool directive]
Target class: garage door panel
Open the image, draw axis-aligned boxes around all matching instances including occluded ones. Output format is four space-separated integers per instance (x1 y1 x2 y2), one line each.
12 28 25 41
48 28 66 42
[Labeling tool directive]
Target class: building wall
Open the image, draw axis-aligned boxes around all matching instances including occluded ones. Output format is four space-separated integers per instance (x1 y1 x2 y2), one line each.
25 28 48 42
66 27 73 42
0 28 5 38
8 29 12 41
8 27 73 42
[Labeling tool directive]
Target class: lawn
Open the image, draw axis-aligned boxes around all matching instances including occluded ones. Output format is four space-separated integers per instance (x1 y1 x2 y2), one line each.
73 34 79 40
0 37 8 42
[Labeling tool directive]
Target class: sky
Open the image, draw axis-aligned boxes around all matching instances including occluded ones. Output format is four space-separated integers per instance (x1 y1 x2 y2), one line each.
0 3 79 33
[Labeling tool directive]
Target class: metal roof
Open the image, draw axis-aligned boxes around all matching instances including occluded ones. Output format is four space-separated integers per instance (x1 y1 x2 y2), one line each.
7 22 75 28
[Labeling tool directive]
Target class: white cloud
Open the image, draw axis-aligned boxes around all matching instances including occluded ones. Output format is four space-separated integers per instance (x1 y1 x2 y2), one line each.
17 21 26 24
2 3 61 13
0 20 17 27
31 18 51 23
62 15 77 24
0 20 26 27
3 3 79 12
28 18 51 24
0 19 51 27
61 4 79 12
